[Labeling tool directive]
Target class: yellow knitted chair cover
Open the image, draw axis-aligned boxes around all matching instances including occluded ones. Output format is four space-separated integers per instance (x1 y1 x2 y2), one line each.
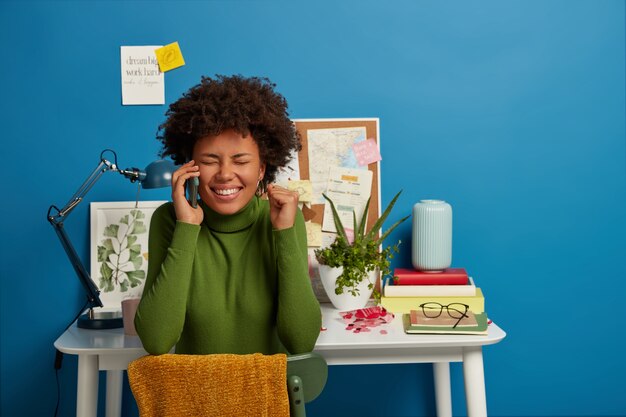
128 353 289 417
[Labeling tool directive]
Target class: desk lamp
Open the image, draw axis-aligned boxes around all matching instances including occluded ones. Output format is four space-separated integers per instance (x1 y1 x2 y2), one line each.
47 149 175 330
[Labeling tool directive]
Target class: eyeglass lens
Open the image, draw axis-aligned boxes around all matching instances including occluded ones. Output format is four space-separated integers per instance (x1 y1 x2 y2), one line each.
420 302 444 318
446 303 469 319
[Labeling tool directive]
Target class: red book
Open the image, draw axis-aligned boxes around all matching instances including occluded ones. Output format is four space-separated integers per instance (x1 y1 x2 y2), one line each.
393 268 468 285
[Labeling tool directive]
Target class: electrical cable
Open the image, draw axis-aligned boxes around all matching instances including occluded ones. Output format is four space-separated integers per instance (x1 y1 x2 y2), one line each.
54 300 90 417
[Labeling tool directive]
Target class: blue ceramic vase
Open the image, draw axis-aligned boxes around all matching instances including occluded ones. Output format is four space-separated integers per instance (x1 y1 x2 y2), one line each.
412 200 452 271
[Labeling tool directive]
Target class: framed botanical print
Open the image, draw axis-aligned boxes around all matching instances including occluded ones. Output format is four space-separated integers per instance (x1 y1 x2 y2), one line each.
90 201 167 310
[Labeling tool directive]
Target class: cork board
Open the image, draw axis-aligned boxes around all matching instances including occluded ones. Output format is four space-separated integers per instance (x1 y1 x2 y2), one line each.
292 118 381 231
290 118 381 302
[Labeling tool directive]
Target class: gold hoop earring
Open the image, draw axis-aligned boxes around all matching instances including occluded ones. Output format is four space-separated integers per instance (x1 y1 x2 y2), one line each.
255 180 264 197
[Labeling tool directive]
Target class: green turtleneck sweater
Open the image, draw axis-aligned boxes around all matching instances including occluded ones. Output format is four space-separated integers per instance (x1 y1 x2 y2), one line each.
134 196 321 355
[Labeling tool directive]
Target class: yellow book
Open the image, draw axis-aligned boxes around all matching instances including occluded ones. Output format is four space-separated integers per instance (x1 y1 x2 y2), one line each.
380 288 485 314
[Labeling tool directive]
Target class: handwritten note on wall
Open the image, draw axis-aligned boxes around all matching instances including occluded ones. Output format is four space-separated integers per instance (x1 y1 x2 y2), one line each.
120 46 164 105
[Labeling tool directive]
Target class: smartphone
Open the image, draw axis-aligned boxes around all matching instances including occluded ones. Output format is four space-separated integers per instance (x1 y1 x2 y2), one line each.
187 177 199 208
186 159 199 208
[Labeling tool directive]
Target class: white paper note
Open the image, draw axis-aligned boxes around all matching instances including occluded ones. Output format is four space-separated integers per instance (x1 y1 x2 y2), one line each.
322 167 373 234
120 46 164 105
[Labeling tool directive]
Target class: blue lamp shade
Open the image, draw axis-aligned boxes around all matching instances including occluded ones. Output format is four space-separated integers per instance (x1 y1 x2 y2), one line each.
141 160 176 189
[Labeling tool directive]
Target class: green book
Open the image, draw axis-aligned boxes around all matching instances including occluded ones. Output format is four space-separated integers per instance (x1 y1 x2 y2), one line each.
402 312 489 335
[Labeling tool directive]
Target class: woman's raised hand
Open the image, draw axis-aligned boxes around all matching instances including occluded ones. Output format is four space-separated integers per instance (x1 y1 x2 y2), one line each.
267 184 299 230
171 160 203 225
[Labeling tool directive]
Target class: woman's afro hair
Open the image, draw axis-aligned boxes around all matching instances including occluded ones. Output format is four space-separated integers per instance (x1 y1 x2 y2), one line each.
157 74 301 188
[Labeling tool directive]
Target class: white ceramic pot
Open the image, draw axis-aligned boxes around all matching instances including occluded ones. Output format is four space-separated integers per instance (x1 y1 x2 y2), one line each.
412 199 452 271
318 264 377 311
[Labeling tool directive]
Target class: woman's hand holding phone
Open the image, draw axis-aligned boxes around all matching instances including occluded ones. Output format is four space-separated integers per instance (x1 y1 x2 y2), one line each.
172 160 203 225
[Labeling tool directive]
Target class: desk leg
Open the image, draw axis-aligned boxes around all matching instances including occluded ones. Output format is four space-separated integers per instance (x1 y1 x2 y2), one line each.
106 371 124 417
76 355 99 417
433 362 452 417
462 346 487 417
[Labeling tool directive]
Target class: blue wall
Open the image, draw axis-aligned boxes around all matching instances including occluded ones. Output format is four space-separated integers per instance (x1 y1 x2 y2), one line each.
1 1 625 416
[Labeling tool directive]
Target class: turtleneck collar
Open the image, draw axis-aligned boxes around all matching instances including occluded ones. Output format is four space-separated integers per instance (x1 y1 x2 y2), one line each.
201 196 260 233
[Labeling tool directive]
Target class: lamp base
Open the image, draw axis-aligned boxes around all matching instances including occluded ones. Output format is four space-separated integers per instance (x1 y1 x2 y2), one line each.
77 310 124 330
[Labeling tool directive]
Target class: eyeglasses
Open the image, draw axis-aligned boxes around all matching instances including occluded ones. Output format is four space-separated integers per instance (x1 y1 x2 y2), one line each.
418 302 470 328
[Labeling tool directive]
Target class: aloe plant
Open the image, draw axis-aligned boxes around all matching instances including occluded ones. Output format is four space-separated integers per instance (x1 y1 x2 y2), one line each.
315 190 409 302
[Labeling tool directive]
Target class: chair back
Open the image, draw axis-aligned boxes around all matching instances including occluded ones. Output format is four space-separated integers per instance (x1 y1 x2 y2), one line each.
128 352 327 417
286 353 328 417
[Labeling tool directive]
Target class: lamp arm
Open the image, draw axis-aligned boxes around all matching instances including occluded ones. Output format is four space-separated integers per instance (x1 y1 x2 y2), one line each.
50 221 103 309
52 158 115 221
118 167 146 183
46 150 121 310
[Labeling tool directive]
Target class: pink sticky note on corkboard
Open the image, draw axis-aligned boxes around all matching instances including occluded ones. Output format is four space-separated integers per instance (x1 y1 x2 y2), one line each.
344 228 355 245
352 138 382 166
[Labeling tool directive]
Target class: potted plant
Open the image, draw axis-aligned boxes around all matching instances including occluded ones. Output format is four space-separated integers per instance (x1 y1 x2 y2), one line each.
315 190 409 310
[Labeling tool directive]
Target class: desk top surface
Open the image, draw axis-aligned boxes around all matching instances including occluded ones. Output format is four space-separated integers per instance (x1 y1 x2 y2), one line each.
55 304 506 356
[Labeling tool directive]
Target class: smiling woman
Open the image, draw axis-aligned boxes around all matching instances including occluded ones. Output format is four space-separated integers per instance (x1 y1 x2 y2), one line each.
193 130 265 216
134 75 322 356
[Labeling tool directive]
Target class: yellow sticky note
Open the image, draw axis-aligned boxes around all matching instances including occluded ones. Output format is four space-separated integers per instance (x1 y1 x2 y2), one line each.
155 42 185 72
305 222 322 247
288 180 313 203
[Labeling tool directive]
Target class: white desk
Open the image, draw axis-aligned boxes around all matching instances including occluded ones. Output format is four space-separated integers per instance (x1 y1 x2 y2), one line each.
54 303 506 417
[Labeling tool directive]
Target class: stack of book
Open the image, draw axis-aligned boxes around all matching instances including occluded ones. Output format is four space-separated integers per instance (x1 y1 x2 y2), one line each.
402 308 489 335
380 267 488 335
380 267 485 314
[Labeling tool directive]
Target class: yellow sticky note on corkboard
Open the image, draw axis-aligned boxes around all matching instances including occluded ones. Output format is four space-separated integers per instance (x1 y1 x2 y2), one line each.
305 221 322 247
155 42 185 72
288 180 313 203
